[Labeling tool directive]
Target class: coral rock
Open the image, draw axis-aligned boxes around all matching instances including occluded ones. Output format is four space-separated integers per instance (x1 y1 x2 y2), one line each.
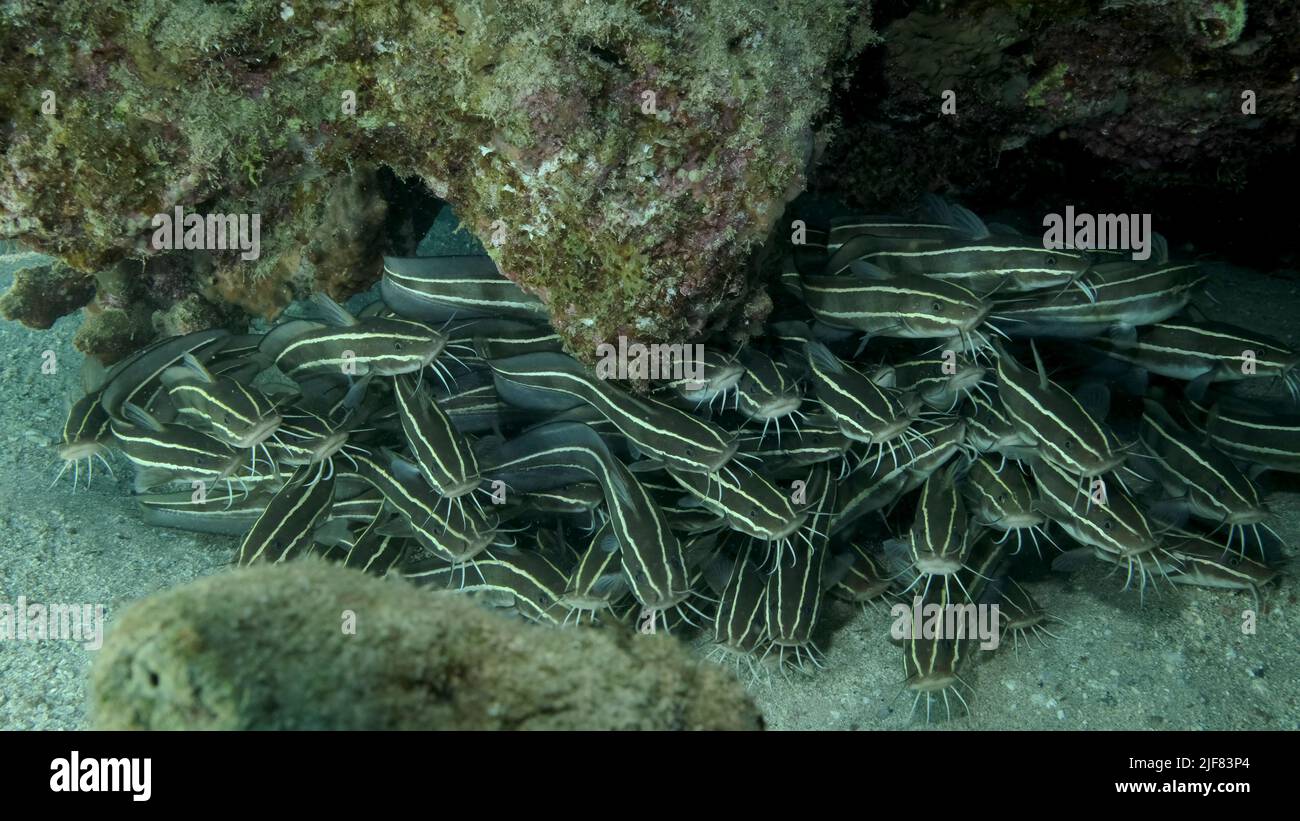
1 1 872 359
89 560 764 731
0 260 95 329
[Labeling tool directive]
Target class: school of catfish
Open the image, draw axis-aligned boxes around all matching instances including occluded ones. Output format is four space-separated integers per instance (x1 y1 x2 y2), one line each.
52 196 1295 723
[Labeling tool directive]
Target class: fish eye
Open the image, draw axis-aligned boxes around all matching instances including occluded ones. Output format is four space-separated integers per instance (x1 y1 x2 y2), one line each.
1045 255 1057 265
394 341 403 350
931 301 943 312
997 493 1008 504
1102 520 1113 530
685 446 696 457
1064 440 1075 450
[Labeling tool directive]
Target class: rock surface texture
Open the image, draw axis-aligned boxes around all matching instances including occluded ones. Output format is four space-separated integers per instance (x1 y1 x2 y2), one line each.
89 560 764 730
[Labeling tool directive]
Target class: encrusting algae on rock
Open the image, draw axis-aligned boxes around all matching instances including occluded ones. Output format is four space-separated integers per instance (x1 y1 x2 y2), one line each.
0 1 875 363
89 560 764 731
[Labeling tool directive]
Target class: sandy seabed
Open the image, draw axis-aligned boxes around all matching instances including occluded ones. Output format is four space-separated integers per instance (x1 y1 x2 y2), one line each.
1 244 1296 731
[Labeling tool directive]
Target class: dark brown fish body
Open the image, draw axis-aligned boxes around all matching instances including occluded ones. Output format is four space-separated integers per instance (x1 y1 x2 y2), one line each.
1165 531 1279 593
1092 320 1296 389
994 262 1204 339
994 341 1122 477
560 523 629 622
1139 399 1267 531
706 543 771 658
833 416 967 534
829 542 893 605
901 581 976 722
1206 396 1300 474
906 465 971 579
801 273 990 339
111 404 250 491
237 465 337 565
162 356 282 449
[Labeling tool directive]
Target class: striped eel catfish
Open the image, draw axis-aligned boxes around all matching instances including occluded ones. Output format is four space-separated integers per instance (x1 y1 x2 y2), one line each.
1030 456 1164 594
763 464 836 671
870 414 970 488
487 351 737 474
265 407 354 467
479 422 690 612
381 254 548 322
766 318 816 369
515 482 605 516
1072 543 1186 600
110 403 250 492
993 340 1124 477
311 515 409 577
402 544 570 625
737 418 851 473
435 381 534 434
828 541 894 610
897 532 1009 722
558 522 629 624
1091 320 1300 401
963 386 1032 458
259 294 448 381
825 215 965 257
160 353 282 451
52 388 114 490
663 347 745 413
872 351 988 412
992 261 1205 339
633 477 727 533
448 317 563 361
351 449 498 564
734 347 804 436
1138 399 1271 551
953 531 1010 605
900 582 976 723
236 464 337 565
895 462 974 597
1204 396 1300 475
832 415 968 533
138 486 274 536
702 540 772 679
1163 531 1280 600
790 225 830 274
392 372 480 498
961 455 1053 556
665 464 806 545
99 328 232 422
992 578 1061 654
322 488 385 523
805 340 918 447
800 271 991 346
840 220 1092 298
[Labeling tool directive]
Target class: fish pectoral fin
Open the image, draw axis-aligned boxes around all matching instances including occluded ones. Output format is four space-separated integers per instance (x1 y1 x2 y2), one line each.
1184 370 1216 404
310 292 359 327
821 550 856 591
848 259 892 279
922 193 990 240
1146 498 1191 530
1029 340 1049 391
1051 547 1093 573
1074 380 1111 421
